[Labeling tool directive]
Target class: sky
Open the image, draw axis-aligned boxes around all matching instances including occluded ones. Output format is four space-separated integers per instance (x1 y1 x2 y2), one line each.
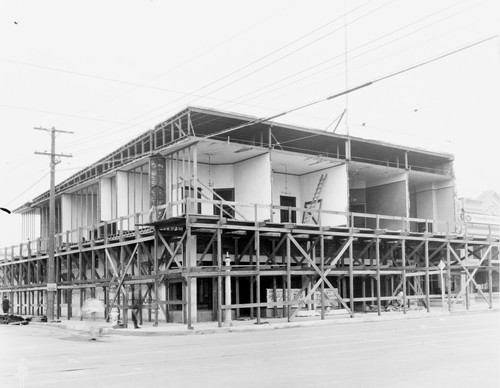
0 0 499 246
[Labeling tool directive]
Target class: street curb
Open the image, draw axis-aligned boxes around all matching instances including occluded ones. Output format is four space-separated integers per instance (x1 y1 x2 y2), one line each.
25 308 499 337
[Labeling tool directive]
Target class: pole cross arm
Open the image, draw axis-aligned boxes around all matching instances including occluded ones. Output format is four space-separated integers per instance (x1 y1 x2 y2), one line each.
34 151 72 158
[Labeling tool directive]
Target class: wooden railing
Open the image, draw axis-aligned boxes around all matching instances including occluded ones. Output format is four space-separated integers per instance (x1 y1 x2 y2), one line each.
1 198 498 262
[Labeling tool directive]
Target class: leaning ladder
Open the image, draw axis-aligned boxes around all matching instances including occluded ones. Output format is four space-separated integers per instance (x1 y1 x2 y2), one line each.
303 173 327 224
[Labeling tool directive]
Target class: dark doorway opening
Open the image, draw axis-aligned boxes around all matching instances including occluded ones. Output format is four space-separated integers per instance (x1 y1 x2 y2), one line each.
280 195 296 223
214 188 235 218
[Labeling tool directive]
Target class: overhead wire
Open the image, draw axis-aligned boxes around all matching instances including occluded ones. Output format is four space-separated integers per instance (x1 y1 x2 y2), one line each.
65 0 380 151
4 2 494 191
199 34 498 142
28 1 492 162
43 1 380 157
211 0 476 112
179 0 387 104
159 0 396 138
3 3 496 218
53 1 300 129
0 3 301 153
13 34 498 208
5 171 50 207
254 16 486 122
168 0 482 135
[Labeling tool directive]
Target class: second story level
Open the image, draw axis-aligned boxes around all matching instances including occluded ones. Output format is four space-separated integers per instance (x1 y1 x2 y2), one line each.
14 106 460 250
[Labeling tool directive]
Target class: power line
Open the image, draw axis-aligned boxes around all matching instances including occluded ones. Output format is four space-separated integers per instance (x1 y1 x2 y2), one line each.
58 1 380 150
374 34 498 83
61 2 489 156
162 0 481 136
53 1 300 125
213 0 476 112
5 171 50 207
202 35 498 141
177 1 394 113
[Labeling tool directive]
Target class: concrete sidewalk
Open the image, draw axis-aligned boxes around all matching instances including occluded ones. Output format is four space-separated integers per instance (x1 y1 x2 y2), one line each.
27 304 499 337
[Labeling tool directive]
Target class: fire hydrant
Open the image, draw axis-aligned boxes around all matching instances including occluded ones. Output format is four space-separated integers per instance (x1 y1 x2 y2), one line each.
110 308 120 327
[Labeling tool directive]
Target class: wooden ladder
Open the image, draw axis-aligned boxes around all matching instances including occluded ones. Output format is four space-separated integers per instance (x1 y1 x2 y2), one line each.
303 173 327 224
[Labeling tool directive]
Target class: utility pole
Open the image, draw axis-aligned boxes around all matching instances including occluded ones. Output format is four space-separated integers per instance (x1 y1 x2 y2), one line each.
34 126 73 322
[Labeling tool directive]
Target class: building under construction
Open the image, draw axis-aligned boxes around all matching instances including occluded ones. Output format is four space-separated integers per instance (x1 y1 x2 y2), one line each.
1 107 499 327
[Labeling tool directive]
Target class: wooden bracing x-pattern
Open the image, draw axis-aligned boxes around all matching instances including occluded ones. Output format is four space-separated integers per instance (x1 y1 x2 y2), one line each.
105 243 139 315
449 243 493 308
351 240 376 269
149 231 188 322
288 234 354 320
157 232 186 271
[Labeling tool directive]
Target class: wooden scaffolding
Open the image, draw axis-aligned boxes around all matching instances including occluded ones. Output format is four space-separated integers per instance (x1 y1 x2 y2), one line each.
1 201 498 327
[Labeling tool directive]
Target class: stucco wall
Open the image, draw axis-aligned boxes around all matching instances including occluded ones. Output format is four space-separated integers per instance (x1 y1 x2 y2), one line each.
299 163 348 227
413 180 456 232
234 153 272 221
435 183 456 232
366 176 407 230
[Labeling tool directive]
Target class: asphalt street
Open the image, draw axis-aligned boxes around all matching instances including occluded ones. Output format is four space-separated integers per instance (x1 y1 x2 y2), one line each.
1 312 499 388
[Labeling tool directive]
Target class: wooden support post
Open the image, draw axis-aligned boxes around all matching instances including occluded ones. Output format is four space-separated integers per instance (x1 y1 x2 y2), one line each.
446 243 452 311
349 237 354 315
488 246 493 308
153 231 159 326
362 276 366 313
217 228 222 328
56 288 61 319
193 144 198 215
465 242 470 310
249 250 254 320
376 237 381 315
342 277 347 303
402 239 407 314
163 282 167 323
67 289 72 320
27 290 31 316
272 276 278 318
320 234 325 320
286 233 291 322
80 287 85 321
123 292 128 328
224 252 232 326
186 228 197 329
235 238 240 318
424 240 430 312
370 277 375 311
255 230 261 324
